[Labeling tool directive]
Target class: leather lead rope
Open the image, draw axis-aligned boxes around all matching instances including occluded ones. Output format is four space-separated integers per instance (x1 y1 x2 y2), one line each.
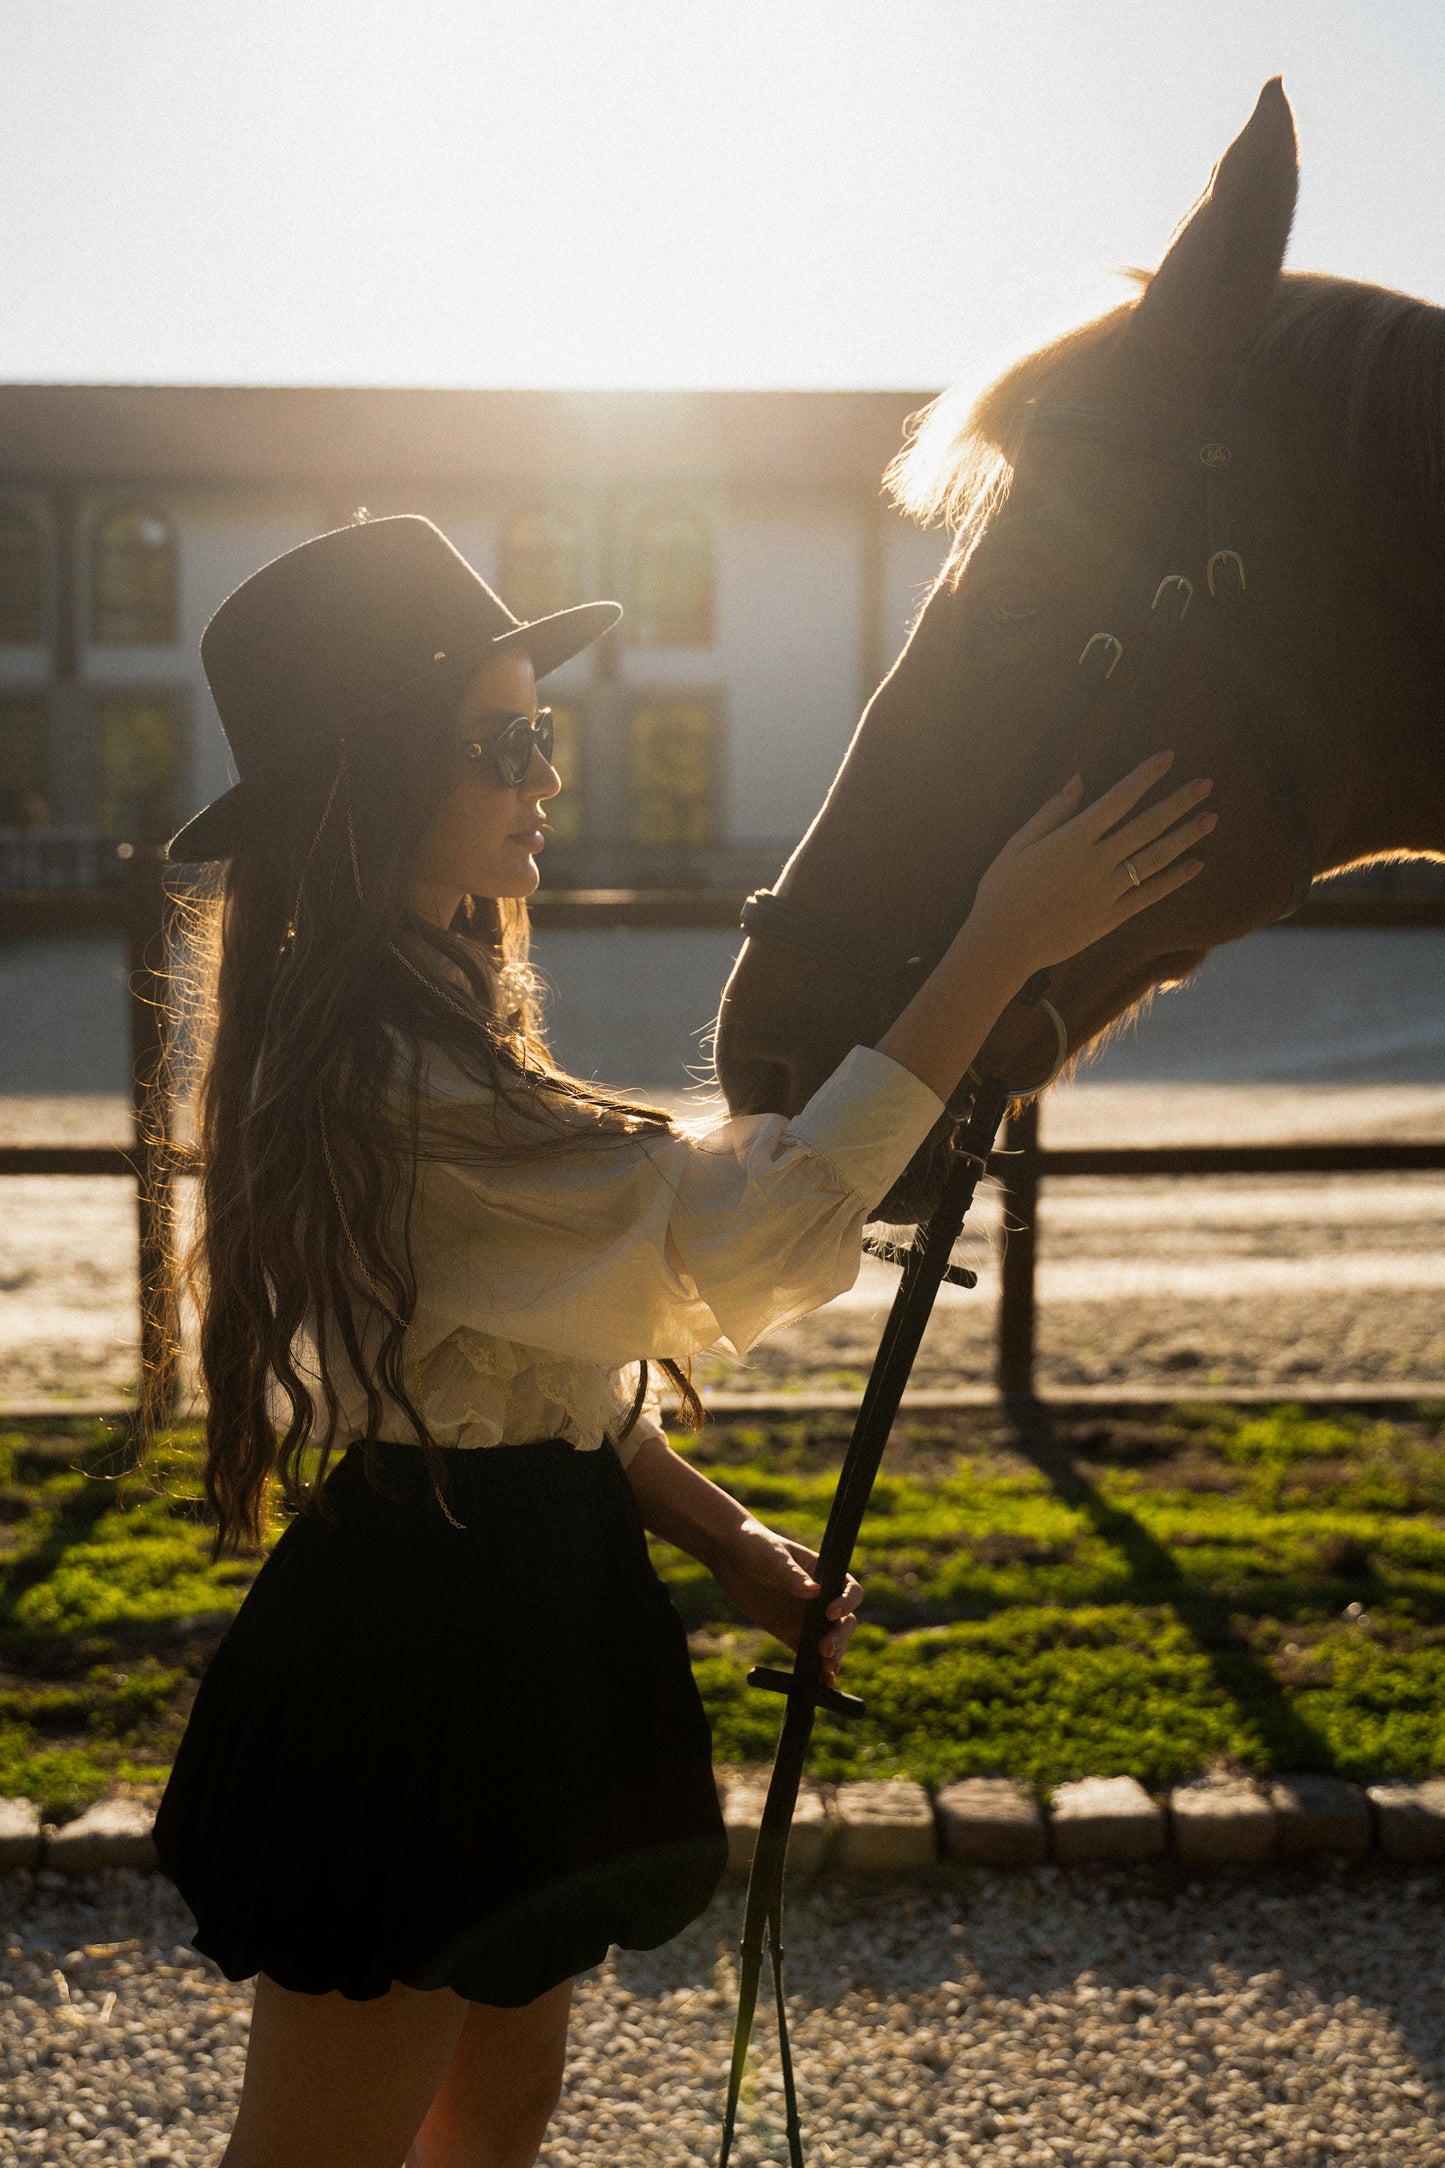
716 371 1318 2164
717 1077 1009 2168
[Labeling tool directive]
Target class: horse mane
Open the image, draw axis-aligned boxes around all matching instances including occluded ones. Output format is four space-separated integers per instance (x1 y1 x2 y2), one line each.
888 271 1445 577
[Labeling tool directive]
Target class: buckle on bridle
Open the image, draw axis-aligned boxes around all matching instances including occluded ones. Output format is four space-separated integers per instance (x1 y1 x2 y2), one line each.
1079 631 1124 677
1206 548 1247 597
1151 573 1194 621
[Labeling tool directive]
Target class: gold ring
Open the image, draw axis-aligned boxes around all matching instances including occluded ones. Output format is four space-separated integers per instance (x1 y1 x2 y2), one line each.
1124 858 1141 888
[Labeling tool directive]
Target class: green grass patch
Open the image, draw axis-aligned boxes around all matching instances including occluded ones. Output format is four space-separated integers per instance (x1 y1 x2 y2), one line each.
2 1404 1445 1815
698 1610 1256 1790
661 1402 1445 1791
0 1421 266 1817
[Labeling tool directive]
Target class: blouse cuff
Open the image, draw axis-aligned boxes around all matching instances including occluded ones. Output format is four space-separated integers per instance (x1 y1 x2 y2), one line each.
786 1044 947 1213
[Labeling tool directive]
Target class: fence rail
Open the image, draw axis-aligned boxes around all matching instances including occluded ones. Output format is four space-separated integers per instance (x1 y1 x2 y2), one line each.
3 850 1444 1414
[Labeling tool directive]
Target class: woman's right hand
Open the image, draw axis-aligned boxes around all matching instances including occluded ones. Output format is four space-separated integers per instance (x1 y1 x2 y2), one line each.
875 751 1217 1102
968 751 1216 979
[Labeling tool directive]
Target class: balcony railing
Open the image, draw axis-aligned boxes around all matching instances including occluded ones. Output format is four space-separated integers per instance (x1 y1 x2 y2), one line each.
0 825 132 892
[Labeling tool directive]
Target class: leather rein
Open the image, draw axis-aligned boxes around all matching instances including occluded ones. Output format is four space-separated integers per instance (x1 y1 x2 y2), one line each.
716 396 1316 2168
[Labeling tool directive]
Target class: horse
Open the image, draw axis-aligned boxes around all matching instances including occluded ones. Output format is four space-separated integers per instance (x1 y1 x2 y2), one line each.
713 80 1444 1213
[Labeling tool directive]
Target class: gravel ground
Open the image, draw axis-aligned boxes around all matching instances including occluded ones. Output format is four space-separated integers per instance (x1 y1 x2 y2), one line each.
726 1281 1445 1395
3 1863 1445 2166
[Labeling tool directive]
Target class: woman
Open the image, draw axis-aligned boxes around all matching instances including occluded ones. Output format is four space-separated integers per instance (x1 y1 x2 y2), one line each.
150 513 1214 2168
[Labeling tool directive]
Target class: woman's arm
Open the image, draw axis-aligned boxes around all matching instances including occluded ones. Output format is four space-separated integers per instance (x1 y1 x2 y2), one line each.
414 759 1213 1372
621 1429 861 1688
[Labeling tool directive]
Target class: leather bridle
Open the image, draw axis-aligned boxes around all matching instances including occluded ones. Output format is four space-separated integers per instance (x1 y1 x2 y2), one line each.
737 392 1315 1096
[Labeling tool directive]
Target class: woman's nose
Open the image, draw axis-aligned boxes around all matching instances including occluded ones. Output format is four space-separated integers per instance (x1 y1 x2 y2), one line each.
529 749 562 799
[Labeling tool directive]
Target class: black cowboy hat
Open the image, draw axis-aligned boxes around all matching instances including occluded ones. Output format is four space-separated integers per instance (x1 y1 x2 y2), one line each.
167 513 622 862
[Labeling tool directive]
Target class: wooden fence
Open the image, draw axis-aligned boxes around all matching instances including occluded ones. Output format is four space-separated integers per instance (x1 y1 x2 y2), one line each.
3 849 1444 1414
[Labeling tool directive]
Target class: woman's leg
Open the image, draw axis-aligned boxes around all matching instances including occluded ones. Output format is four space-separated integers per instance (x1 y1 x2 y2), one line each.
405 1976 576 2168
219 1973 471 2168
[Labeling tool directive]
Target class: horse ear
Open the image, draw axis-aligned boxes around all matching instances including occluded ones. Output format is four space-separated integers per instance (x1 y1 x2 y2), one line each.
1125 79 1298 403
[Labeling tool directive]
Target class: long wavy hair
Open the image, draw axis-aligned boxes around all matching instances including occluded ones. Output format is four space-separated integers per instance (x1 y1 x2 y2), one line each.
152 658 699 1561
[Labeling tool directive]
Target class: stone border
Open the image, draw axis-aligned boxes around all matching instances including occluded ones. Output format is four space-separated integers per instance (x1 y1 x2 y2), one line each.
719 1770 1445 1874
5 1775 1445 1876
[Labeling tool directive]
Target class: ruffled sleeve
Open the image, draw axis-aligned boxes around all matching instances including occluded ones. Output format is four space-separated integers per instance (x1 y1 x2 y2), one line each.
404 1044 945 1371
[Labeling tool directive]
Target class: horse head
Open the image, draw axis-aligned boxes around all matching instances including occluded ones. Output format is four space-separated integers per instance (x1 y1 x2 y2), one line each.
716 80 1444 1215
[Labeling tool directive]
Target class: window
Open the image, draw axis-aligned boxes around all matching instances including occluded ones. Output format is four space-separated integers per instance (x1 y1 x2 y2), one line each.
91 508 176 645
0 698 48 824
544 701 583 844
627 700 714 847
628 511 713 648
0 503 44 645
94 697 180 842
499 511 586 623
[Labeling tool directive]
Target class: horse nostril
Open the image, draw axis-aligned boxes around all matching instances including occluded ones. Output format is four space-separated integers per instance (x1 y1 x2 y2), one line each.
725 1056 795 1117
754 1059 796 1116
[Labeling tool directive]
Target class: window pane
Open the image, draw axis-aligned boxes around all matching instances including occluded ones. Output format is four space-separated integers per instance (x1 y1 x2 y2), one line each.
544 701 583 844
627 701 713 847
629 512 713 648
95 698 179 841
92 508 176 645
0 504 45 645
0 698 48 823
500 512 586 623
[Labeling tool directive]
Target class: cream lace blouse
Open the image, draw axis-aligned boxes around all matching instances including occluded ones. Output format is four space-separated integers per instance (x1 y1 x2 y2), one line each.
307 1043 946 1466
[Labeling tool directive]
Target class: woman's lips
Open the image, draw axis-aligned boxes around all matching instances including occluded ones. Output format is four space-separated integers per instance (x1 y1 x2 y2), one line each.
508 827 545 851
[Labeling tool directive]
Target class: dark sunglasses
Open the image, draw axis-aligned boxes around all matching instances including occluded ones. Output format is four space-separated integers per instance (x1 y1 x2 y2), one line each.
462 708 555 789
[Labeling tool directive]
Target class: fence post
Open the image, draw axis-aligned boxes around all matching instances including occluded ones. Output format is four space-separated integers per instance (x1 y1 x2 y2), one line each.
123 844 180 1422
995 1096 1041 1400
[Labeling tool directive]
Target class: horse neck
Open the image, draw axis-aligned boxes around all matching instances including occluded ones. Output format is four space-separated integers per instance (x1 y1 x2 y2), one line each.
1254 383 1445 866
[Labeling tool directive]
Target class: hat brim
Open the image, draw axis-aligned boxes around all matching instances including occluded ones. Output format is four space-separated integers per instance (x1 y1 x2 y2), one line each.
167 597 622 863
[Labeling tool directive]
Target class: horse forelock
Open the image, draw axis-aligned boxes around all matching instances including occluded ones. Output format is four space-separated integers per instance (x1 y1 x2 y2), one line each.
887 272 1445 580
883 296 1140 565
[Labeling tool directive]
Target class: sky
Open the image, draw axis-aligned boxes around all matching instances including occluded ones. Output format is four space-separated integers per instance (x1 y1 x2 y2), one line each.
2 0 1441 399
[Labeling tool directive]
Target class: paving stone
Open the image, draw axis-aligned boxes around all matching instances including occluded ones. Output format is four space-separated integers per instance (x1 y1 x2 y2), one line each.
1269 1773 1372 1857
0 1796 43 1871
833 1779 936 1872
43 1797 158 1873
1367 1778 1445 1862
935 1777 1046 1867
717 1770 832 1875
1048 1776 1166 1864
1170 1778 1277 1865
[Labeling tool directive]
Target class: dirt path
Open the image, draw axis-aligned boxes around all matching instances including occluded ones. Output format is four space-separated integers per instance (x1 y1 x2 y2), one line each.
3 1086 1443 1406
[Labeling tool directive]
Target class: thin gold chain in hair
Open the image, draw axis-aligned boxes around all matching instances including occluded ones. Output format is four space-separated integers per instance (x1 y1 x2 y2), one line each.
339 739 365 905
388 933 549 1089
316 1103 466 1531
388 938 484 1027
279 755 345 961
316 1101 406 1327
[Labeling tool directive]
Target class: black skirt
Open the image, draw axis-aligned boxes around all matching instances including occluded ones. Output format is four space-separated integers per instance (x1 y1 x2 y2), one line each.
153 1436 728 2007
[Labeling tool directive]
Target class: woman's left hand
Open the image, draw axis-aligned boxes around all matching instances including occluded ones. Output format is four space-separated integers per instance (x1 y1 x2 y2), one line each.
708 1516 863 1691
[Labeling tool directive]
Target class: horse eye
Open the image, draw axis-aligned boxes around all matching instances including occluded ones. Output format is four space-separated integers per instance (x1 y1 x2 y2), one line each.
983 590 1042 631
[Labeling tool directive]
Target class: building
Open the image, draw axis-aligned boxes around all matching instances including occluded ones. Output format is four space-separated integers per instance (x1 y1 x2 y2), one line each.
0 385 946 890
